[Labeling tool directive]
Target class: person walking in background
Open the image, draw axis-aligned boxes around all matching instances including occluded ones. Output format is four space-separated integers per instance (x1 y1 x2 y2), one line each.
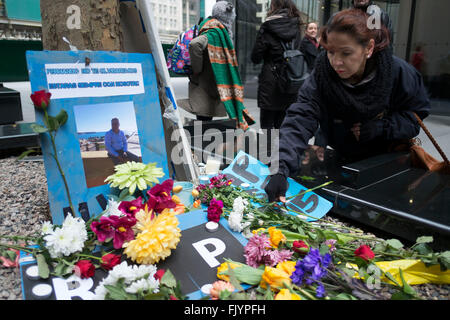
183 0 254 130
251 0 303 130
105 118 140 165
300 22 321 73
300 21 326 163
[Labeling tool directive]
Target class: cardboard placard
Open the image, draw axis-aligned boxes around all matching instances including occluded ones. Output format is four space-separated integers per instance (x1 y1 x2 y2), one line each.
19 209 247 300
26 50 169 224
222 151 333 221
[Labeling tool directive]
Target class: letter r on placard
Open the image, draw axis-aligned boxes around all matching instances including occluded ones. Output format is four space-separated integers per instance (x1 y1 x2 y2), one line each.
192 238 226 268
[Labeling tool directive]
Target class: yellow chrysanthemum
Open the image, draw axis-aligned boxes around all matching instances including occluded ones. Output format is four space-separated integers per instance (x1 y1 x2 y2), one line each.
123 210 181 264
268 227 286 248
275 289 301 300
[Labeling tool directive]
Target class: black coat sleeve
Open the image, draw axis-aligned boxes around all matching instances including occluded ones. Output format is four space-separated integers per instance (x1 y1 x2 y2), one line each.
275 72 322 177
381 57 430 140
251 28 267 65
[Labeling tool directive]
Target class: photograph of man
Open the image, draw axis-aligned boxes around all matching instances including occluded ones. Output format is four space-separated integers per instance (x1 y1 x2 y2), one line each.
105 118 140 165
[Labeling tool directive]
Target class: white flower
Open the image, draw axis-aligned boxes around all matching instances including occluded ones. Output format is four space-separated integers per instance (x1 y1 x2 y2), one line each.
92 261 161 300
43 215 88 258
228 210 243 232
232 197 248 215
41 221 53 235
104 199 124 217
125 278 160 294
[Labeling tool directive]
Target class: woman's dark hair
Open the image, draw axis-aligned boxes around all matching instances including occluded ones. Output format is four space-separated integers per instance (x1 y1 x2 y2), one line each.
267 0 302 19
319 9 390 53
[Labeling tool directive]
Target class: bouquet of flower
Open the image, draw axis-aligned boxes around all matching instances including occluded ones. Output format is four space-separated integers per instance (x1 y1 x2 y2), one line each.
92 261 184 300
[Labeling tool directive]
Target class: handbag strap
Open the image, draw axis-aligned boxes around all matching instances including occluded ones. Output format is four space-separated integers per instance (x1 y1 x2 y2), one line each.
413 112 450 165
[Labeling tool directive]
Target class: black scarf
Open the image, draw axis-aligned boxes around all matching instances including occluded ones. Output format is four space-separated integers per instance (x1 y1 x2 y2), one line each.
313 48 394 124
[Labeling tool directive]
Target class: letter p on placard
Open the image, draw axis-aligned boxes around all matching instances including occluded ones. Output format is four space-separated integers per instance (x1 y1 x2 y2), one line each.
192 238 226 268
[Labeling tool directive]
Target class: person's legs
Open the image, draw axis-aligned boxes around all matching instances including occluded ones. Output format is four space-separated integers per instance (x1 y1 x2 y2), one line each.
259 109 275 130
273 109 287 129
108 153 122 165
124 151 141 163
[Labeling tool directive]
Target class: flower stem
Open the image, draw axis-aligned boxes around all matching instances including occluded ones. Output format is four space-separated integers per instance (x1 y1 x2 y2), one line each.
44 109 75 216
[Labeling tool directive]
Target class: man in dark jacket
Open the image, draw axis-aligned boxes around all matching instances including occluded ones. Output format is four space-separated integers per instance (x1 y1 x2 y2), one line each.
251 7 303 129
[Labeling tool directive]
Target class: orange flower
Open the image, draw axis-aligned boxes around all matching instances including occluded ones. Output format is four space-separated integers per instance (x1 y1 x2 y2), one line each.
210 280 234 300
193 199 201 208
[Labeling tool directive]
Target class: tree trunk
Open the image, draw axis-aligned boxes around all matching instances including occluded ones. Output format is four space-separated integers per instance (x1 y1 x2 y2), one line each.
40 0 123 51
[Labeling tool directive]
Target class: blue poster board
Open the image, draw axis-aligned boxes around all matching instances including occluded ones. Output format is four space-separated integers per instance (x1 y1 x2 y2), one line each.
26 50 169 225
222 151 333 221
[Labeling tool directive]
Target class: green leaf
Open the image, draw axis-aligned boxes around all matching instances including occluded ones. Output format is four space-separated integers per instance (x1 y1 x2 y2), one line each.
384 271 401 287
225 262 244 292
144 292 166 300
386 239 404 250
17 149 38 160
45 115 60 131
438 251 450 271
415 236 433 244
224 264 264 286
413 243 433 255
160 269 177 288
398 268 417 296
36 254 50 279
30 123 49 133
54 109 68 126
104 284 132 300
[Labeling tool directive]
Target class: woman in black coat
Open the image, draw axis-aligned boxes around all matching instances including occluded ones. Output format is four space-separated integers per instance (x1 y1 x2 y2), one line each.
250 0 303 130
300 21 327 163
300 22 321 73
265 9 430 202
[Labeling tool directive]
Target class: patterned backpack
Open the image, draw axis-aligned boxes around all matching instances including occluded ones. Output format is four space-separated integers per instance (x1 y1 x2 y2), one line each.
167 19 203 75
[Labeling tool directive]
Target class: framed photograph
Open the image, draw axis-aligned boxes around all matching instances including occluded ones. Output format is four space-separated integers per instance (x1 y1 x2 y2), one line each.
26 50 170 224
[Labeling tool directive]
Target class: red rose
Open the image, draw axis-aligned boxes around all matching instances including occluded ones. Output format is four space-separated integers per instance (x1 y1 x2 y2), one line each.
169 295 178 300
100 253 121 271
30 90 51 109
354 245 375 261
292 240 309 254
74 260 95 279
154 269 165 281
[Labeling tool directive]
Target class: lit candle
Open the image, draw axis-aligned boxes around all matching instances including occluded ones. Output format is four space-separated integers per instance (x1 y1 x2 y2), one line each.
31 284 53 299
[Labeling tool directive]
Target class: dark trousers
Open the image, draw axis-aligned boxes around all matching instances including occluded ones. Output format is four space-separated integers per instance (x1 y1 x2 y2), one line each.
260 109 286 129
108 150 140 165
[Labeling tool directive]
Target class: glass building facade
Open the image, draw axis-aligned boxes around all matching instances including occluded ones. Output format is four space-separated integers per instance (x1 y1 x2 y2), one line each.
236 0 450 116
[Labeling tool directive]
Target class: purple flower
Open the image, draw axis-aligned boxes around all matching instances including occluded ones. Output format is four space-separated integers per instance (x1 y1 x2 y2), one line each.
316 284 326 298
290 248 332 298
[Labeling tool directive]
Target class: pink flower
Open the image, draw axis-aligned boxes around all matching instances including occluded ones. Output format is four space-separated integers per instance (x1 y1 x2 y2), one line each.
324 239 337 252
207 198 223 222
91 215 136 249
146 179 177 213
244 233 271 268
244 233 293 268
118 197 145 217
210 280 235 300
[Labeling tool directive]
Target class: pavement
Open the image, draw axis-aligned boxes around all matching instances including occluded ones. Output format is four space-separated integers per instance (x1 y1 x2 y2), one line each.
3 78 450 162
